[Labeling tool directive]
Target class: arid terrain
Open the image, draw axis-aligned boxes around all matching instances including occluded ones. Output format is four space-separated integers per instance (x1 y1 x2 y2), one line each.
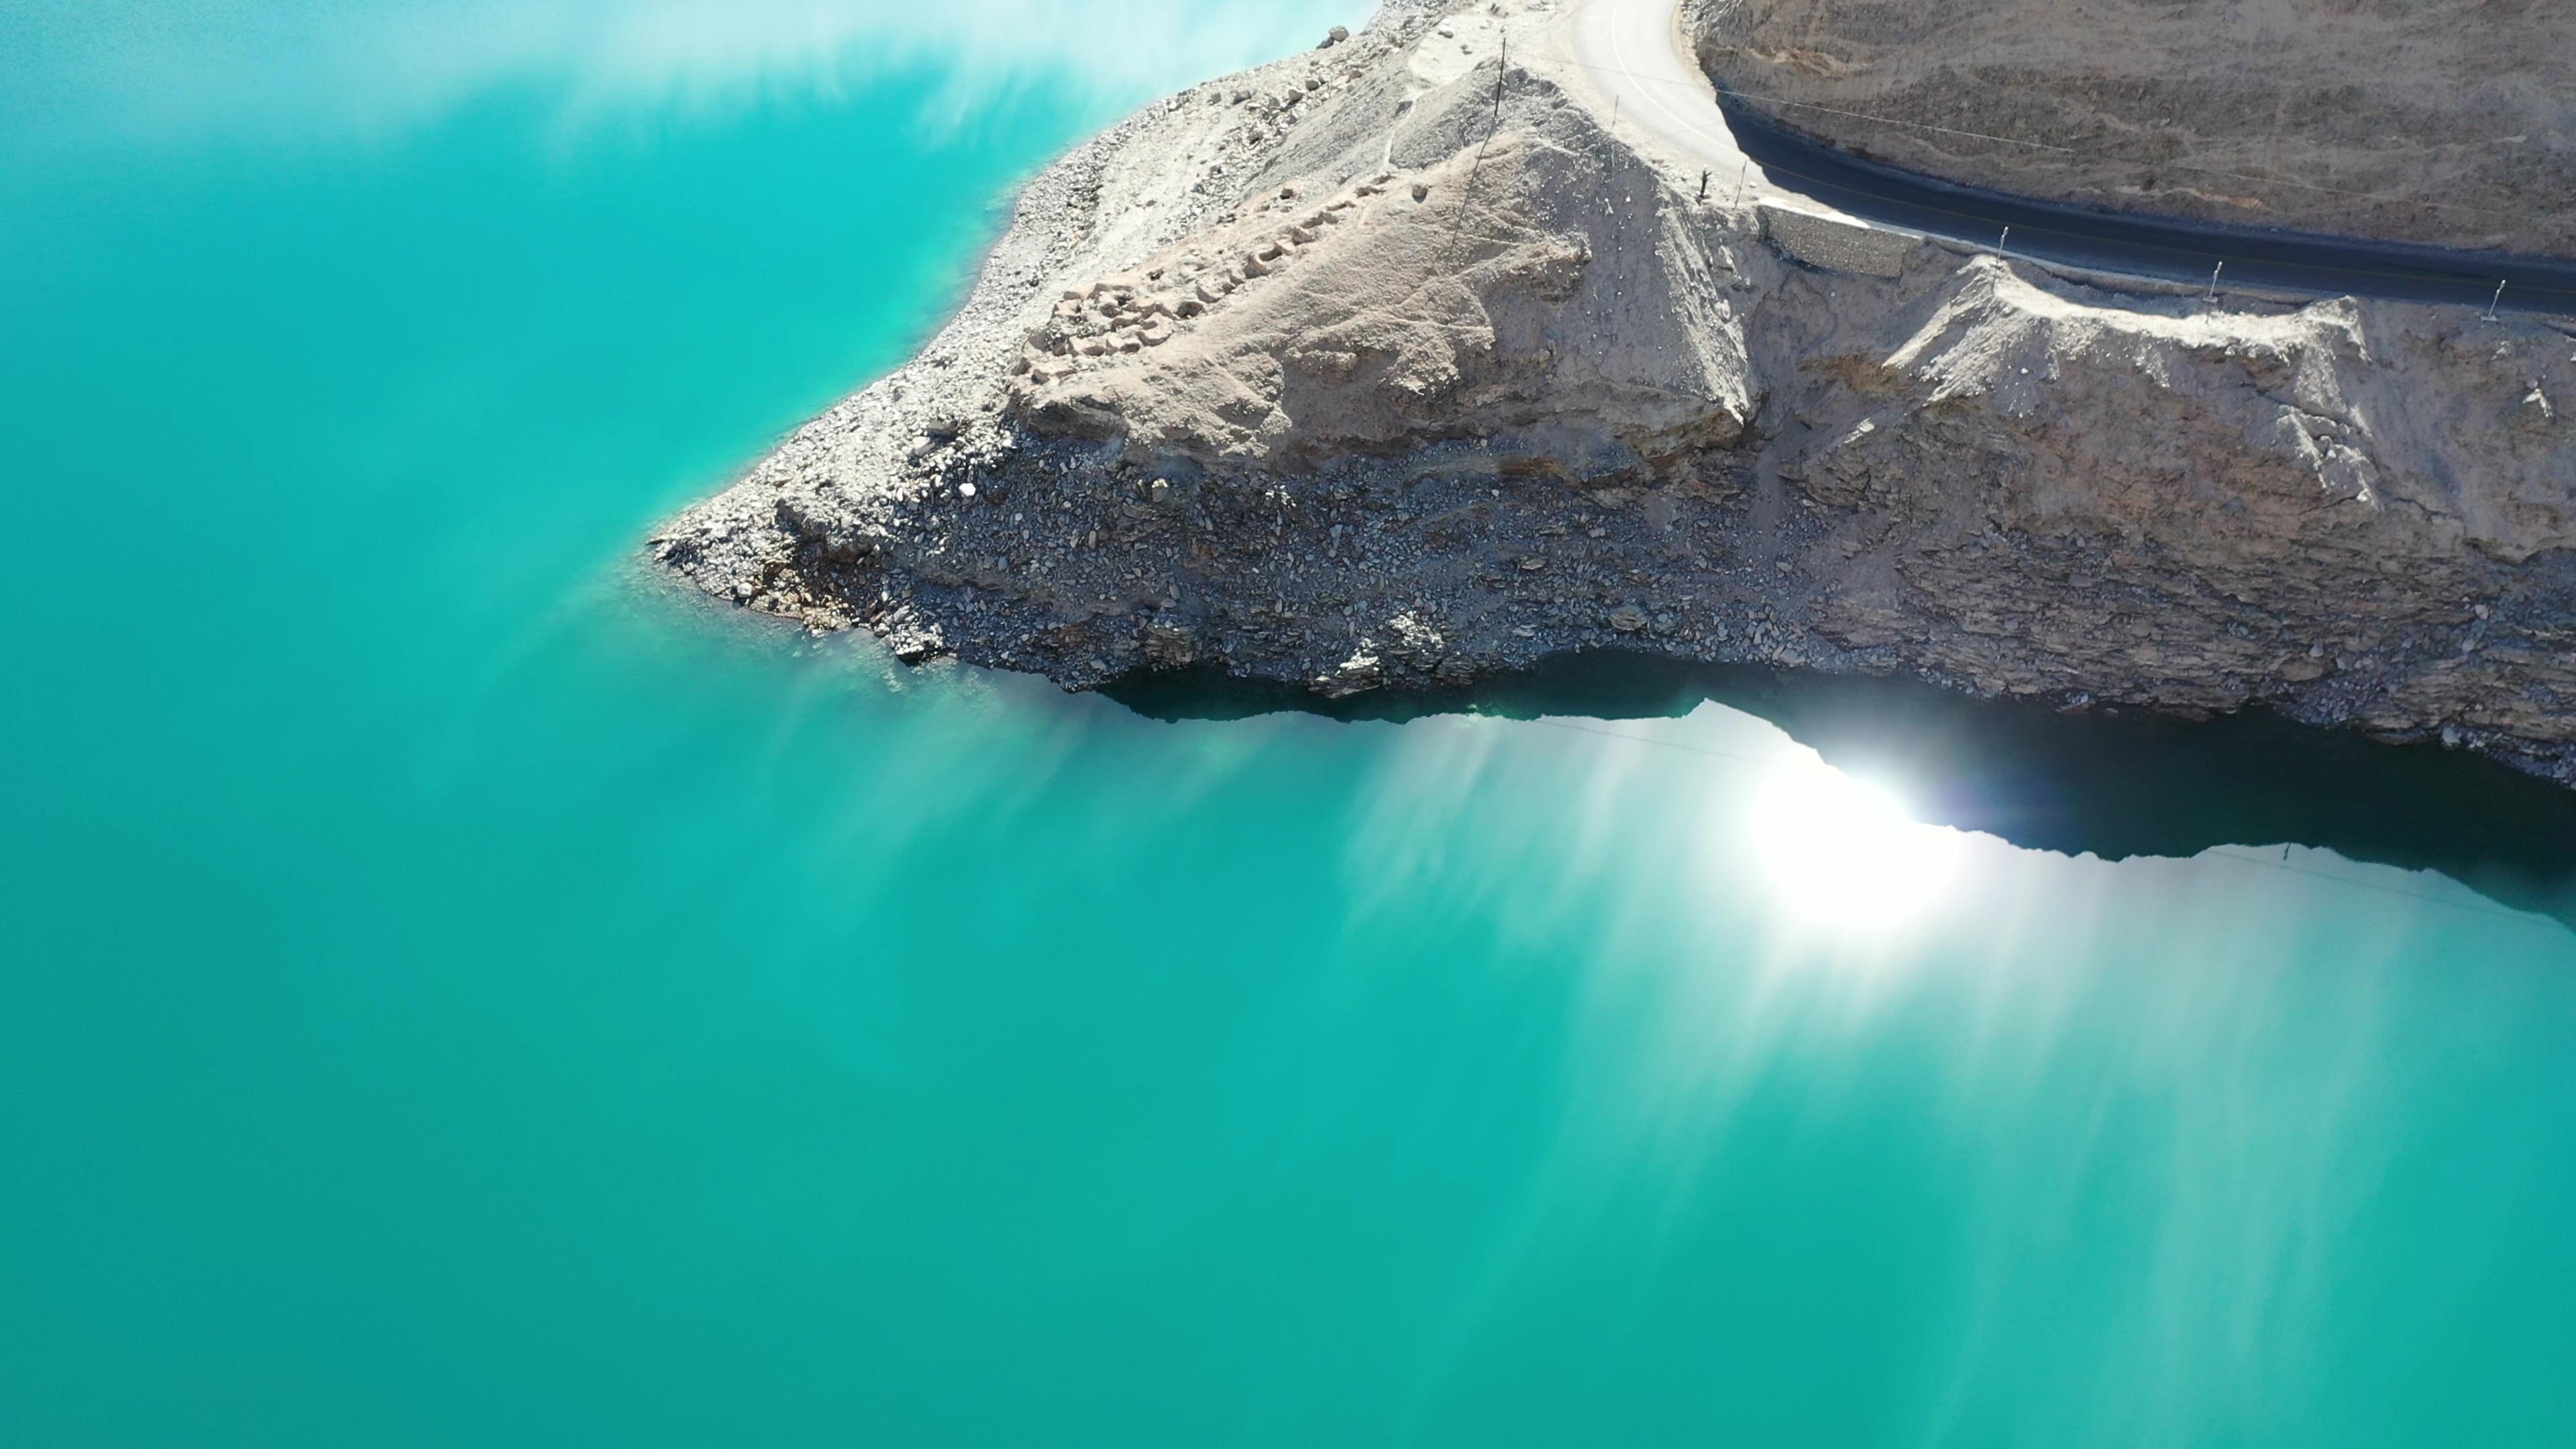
654 0 2576 785
1691 0 2576 255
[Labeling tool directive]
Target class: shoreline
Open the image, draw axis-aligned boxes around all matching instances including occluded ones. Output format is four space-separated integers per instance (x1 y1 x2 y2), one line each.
649 0 2576 792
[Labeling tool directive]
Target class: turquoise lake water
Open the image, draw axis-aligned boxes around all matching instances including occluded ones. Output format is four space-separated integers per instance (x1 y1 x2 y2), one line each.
5 4 2575 1443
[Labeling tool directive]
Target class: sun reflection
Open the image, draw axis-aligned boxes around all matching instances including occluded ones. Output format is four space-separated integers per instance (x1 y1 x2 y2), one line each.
1744 750 1967 933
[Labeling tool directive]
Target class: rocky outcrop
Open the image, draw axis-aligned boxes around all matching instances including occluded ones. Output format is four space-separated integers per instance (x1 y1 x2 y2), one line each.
1690 0 2576 256
653 0 2576 788
1013 119 1751 474
1768 259 2576 755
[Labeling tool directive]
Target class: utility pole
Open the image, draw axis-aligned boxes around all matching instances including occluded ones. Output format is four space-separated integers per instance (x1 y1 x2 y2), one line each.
2487 280 2508 321
1996 225 2011 258
1731 159 1749 207
1699 168 1709 201
2207 262 2223 302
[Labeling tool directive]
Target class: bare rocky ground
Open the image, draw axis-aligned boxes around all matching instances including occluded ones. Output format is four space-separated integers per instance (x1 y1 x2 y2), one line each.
1691 0 2576 256
653 0 2576 788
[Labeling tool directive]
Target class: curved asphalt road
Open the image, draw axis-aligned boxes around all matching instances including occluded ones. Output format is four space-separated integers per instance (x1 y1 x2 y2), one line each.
1564 0 2576 317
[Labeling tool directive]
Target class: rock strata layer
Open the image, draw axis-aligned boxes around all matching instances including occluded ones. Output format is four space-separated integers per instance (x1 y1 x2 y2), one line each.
654 0 2576 788
1690 0 2576 256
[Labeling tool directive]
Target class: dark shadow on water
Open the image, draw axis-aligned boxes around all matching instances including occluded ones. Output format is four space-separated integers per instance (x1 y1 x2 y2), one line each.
1106 651 2576 931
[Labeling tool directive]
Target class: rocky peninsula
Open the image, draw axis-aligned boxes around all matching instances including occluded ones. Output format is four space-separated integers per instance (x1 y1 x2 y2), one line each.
653 0 2576 787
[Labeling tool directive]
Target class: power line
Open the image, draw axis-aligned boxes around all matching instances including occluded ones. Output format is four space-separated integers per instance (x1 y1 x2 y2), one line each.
1555 52 2576 308
1701 136 2576 305
2202 847 2544 926
1519 714 1803 768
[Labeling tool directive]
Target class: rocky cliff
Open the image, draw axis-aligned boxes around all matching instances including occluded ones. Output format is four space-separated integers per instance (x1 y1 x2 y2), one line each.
653 0 2576 787
1690 0 2576 256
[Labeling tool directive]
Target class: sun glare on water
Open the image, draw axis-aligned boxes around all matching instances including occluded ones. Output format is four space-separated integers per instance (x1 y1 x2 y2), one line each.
1745 751 1968 933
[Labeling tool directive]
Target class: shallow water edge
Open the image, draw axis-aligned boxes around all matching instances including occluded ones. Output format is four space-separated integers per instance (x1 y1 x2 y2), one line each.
1106 649 2576 927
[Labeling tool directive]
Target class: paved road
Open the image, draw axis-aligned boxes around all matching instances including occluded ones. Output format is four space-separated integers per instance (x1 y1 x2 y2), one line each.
1562 0 2576 317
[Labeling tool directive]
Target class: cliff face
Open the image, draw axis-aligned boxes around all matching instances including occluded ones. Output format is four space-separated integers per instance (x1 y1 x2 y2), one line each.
653 0 2576 787
1766 260 2576 751
1692 0 2576 256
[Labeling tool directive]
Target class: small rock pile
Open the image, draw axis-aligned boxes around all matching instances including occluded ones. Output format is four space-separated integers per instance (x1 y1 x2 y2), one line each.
1015 182 1386 387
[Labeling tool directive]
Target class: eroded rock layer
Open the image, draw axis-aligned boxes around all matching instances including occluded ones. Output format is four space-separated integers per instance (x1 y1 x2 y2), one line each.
1690 0 2576 256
